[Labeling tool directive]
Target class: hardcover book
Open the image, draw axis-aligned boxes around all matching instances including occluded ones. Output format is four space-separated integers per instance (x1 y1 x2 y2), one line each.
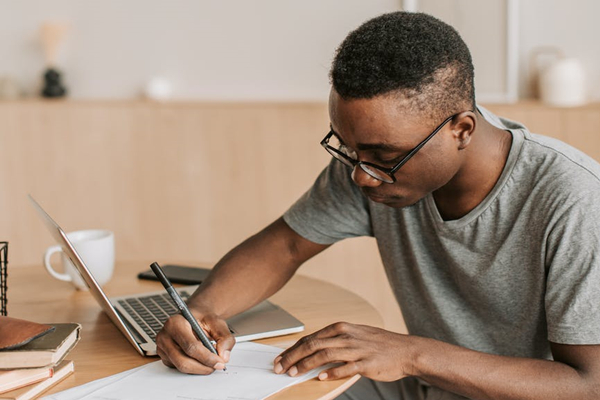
0 360 73 400
0 324 80 370
0 317 54 351
0 366 53 394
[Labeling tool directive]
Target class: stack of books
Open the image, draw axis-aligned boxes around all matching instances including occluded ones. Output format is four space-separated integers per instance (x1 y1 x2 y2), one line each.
0 316 81 400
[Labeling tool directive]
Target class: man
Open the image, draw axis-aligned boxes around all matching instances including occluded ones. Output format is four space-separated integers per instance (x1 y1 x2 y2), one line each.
157 12 600 399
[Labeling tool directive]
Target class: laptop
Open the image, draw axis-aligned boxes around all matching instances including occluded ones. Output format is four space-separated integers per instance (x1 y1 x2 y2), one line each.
28 195 304 356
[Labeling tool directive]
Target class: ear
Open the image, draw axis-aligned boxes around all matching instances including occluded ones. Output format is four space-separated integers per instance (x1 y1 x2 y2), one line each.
450 110 476 150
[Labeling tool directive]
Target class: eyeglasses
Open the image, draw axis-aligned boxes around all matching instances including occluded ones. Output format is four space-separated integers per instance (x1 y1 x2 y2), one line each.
320 112 462 183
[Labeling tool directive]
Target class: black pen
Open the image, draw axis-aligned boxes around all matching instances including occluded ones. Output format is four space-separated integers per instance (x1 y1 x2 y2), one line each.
150 262 226 371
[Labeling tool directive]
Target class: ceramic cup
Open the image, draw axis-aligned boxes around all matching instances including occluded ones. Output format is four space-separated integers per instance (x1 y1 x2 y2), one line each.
43 229 115 290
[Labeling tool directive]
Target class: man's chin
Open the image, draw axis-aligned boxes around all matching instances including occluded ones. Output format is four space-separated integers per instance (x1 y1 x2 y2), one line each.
367 194 420 208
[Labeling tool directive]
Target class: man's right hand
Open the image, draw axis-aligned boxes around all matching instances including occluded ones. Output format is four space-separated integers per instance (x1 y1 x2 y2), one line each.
154 218 327 374
155 307 236 374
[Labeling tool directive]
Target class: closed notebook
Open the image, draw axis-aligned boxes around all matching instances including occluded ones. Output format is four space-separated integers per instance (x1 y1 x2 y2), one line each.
0 317 55 351
0 366 53 395
0 360 73 400
0 324 80 370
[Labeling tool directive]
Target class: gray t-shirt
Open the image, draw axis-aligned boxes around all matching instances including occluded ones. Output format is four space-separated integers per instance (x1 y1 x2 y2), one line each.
284 106 600 362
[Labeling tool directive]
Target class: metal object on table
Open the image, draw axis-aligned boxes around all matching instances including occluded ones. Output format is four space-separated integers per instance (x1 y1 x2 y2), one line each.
0 242 7 316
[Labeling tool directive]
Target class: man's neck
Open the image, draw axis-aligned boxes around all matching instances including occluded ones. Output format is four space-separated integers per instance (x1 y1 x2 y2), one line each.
432 116 513 221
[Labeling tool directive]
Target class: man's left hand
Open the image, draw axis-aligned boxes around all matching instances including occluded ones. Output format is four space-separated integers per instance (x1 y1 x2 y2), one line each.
273 322 416 381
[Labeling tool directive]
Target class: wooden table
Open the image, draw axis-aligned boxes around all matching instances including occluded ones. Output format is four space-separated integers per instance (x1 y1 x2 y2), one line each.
8 262 383 399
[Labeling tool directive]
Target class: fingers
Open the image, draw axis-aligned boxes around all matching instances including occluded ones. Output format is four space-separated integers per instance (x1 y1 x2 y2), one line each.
274 322 356 376
317 362 361 381
156 314 228 374
279 322 352 359
286 346 355 377
156 327 217 374
274 322 406 382
204 313 236 363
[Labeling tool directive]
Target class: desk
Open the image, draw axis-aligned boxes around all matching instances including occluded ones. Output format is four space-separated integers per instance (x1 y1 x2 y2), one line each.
8 262 383 400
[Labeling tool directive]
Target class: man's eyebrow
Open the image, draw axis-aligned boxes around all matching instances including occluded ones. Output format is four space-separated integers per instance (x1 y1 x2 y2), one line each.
330 127 404 152
355 142 403 152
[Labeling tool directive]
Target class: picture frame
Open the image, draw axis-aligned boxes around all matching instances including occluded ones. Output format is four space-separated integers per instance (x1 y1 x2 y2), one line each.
402 0 520 103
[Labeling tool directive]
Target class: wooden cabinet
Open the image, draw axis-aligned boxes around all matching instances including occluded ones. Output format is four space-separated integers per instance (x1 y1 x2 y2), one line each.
485 101 600 160
1 100 598 332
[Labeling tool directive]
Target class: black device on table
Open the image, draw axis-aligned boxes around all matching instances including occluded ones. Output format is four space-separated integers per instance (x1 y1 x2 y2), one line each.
137 264 211 285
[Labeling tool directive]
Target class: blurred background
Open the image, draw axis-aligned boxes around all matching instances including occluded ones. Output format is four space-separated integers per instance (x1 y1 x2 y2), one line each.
1 0 598 331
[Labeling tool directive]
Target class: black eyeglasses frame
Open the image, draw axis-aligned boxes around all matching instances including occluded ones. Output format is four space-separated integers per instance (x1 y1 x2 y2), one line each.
320 112 464 183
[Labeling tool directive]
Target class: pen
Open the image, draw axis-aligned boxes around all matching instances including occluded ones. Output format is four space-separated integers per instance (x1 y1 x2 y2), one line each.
150 262 226 371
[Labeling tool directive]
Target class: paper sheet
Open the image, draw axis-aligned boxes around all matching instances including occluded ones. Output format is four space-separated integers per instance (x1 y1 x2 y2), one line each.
43 342 329 400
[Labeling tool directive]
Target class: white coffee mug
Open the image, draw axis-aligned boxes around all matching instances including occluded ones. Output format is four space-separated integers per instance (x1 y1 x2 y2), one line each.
43 229 115 290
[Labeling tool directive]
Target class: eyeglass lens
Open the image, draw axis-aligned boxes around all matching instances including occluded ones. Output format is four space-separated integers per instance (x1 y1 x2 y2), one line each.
359 164 393 183
324 138 393 183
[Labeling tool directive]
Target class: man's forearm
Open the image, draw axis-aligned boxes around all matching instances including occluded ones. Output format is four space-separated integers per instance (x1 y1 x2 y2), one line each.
411 336 598 400
187 218 327 319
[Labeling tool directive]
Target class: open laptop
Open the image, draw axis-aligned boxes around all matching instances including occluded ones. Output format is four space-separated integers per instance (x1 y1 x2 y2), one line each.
28 195 304 356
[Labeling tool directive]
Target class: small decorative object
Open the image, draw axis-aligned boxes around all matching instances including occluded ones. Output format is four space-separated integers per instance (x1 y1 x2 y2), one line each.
539 57 586 107
1 242 7 316
0 76 21 99
39 22 69 98
144 77 173 101
531 47 587 107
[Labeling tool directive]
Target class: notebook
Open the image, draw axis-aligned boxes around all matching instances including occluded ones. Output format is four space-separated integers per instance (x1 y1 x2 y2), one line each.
0 360 74 400
28 195 304 357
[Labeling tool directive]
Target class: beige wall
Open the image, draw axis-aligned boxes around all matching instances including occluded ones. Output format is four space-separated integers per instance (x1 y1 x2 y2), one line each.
1 1 599 102
0 0 399 100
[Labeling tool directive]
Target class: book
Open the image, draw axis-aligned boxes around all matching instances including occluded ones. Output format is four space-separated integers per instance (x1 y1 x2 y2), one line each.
0 324 80 370
0 366 53 395
0 317 55 351
0 360 73 400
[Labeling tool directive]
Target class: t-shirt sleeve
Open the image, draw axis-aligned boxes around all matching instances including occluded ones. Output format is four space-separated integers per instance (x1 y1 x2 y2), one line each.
283 160 373 245
545 188 600 345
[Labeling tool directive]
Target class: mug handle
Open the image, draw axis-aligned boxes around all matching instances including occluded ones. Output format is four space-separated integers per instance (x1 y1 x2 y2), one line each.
43 245 72 282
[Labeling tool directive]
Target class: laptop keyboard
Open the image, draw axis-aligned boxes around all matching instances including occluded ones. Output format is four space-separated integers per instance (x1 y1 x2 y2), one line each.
117 291 189 341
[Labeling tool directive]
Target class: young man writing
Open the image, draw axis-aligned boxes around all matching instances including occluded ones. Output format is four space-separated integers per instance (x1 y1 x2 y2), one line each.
156 12 600 399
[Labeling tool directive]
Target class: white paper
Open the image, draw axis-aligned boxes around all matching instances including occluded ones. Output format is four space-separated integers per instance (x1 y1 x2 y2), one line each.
42 364 145 400
43 342 328 400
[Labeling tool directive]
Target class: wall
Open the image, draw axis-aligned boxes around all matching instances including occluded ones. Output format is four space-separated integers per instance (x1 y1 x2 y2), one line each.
1 1 599 102
518 1 600 100
0 0 399 100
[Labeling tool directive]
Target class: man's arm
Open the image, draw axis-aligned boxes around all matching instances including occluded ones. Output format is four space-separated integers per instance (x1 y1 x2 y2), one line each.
274 323 600 400
412 338 600 400
187 216 329 318
155 217 328 374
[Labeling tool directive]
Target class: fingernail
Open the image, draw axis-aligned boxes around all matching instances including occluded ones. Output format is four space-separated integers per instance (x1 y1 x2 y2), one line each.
288 366 298 377
318 372 328 380
274 363 283 374
274 356 282 364
213 362 225 370
223 350 231 362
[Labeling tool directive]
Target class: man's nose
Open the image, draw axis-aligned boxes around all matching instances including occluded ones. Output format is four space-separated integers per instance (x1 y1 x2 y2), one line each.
351 166 384 188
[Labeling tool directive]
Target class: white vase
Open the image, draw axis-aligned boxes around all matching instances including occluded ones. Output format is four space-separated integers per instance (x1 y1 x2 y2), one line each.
538 58 586 107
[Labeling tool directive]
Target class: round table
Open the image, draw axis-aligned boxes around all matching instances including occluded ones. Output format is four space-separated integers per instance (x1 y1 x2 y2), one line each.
8 261 383 400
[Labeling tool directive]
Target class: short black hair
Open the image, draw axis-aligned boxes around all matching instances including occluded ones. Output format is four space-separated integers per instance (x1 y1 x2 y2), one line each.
330 12 475 121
